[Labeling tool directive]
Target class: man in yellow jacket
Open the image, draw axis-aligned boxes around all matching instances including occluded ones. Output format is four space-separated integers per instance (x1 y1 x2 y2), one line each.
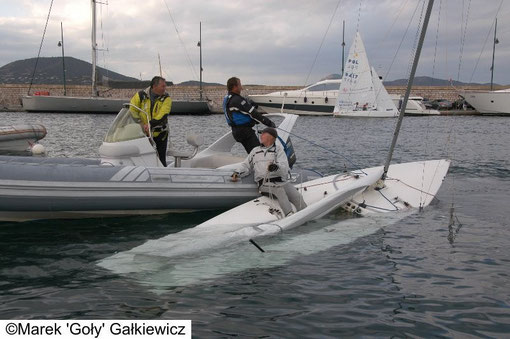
130 76 172 166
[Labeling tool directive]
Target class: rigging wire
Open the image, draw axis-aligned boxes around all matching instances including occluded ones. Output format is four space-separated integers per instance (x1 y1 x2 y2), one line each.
456 0 471 82
467 0 504 83
162 0 199 81
274 126 367 174
431 0 442 85
27 0 55 95
301 0 343 88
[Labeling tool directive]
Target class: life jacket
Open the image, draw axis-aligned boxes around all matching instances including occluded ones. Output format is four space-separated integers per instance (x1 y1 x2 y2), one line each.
223 94 254 127
277 136 296 169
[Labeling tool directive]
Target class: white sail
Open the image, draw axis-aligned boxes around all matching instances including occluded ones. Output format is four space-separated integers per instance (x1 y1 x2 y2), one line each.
334 32 397 118
371 67 398 116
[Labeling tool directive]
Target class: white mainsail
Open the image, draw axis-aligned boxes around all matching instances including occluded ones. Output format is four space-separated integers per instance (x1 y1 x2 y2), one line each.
334 32 397 118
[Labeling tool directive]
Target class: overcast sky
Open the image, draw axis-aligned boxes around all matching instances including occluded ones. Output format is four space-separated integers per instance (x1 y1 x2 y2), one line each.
0 0 508 85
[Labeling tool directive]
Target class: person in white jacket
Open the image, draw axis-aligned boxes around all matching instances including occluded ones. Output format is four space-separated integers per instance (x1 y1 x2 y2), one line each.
231 127 306 216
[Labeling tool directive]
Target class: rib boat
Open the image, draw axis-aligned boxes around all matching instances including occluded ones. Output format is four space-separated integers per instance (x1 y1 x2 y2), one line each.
0 107 301 222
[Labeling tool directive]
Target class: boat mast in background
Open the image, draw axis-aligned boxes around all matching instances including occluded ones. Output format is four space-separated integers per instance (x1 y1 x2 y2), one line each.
158 53 163 77
198 22 203 101
341 20 345 77
58 21 67 96
91 0 98 97
490 17 499 91
382 0 435 180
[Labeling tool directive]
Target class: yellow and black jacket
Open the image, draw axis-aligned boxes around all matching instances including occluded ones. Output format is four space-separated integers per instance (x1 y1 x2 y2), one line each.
129 87 172 137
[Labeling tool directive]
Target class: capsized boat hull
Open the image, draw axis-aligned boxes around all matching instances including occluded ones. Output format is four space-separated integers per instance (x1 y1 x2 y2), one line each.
99 159 450 267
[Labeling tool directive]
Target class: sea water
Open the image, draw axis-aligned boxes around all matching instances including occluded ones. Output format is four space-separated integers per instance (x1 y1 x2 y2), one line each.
0 112 509 337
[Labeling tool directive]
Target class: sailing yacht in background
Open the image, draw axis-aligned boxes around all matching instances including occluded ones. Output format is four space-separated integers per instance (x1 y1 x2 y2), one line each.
22 2 210 114
333 32 398 118
461 18 510 116
22 0 127 113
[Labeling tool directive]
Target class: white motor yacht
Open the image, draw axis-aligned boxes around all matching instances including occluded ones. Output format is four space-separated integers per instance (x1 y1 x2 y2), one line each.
248 79 341 116
390 95 440 116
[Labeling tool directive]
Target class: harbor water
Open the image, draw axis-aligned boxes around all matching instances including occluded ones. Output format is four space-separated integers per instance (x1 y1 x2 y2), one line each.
0 111 509 337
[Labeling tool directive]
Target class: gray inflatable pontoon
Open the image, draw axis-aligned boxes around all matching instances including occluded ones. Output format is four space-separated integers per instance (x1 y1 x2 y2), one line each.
0 107 306 221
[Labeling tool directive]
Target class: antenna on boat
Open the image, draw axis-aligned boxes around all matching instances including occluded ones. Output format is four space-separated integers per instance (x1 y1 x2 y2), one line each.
381 0 435 181
198 21 203 101
341 20 346 77
490 17 498 91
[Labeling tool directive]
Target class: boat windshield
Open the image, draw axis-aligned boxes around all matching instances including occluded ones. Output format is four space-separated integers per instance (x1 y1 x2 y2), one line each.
306 82 341 91
104 107 146 143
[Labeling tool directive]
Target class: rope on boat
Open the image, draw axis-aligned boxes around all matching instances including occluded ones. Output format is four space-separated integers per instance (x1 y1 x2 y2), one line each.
274 126 368 175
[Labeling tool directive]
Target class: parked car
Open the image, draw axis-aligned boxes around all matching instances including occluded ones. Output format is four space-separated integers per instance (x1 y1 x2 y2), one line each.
430 99 453 110
422 98 435 109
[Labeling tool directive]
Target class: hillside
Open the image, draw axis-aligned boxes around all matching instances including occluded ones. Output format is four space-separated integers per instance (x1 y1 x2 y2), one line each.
320 73 499 86
0 57 139 85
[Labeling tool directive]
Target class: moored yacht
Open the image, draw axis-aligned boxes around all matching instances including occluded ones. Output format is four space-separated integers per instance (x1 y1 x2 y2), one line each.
248 79 341 116
390 95 440 116
461 88 510 115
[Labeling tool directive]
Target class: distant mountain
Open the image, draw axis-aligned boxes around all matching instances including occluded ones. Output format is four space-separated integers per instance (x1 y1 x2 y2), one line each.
320 73 342 80
382 76 500 86
0 57 139 85
177 80 224 86
319 73 500 86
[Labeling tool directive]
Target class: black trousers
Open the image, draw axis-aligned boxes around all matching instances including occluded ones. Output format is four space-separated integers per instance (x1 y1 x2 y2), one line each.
153 132 168 167
232 125 259 153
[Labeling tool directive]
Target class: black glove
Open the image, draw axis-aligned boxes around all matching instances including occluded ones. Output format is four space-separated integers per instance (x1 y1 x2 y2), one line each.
268 163 279 172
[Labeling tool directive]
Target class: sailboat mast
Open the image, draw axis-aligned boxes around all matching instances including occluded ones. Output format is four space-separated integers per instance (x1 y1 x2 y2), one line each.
382 0 435 180
158 53 162 77
199 21 203 101
59 22 67 96
490 18 497 91
341 20 345 76
91 0 97 97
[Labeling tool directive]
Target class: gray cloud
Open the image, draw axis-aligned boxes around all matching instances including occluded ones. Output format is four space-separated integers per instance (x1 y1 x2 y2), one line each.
0 0 508 85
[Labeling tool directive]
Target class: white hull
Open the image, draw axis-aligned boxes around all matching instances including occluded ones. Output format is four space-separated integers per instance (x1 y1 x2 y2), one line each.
333 110 397 118
99 159 449 265
390 95 440 116
22 95 211 114
462 89 510 115
249 79 341 116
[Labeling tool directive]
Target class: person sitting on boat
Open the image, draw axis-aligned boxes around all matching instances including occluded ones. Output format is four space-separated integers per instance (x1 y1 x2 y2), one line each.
231 127 306 217
223 77 275 153
129 76 172 166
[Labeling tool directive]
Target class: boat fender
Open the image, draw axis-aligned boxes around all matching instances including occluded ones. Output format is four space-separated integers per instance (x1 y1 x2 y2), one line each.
325 97 329 103
304 97 307 103
31 143 46 155
324 191 328 196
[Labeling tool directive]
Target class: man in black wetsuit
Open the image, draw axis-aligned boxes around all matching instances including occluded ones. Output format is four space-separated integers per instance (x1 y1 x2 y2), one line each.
223 77 275 153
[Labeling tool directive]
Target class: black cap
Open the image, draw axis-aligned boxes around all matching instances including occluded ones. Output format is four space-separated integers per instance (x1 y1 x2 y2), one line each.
261 127 278 139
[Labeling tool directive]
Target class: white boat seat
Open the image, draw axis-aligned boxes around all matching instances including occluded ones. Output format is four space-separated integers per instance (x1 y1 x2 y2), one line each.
167 133 204 167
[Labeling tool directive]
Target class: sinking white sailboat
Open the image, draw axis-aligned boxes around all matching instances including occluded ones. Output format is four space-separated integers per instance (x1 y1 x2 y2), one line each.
99 1 447 283
333 32 398 118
